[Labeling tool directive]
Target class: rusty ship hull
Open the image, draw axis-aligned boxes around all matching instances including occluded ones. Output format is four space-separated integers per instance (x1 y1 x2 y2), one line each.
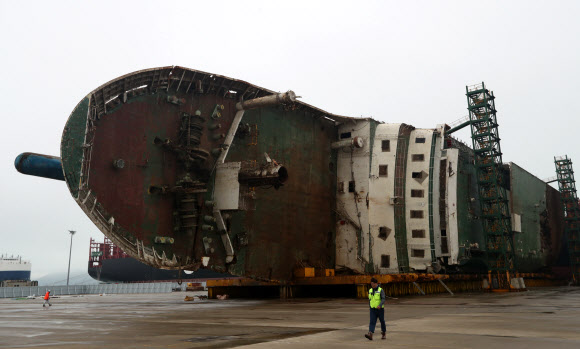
60 66 343 281
14 66 569 284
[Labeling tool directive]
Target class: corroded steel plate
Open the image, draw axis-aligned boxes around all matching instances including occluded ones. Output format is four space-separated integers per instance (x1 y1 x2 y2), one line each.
61 66 341 280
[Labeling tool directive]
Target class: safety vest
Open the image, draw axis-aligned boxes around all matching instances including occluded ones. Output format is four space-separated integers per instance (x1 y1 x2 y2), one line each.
44 292 50 300
368 287 382 308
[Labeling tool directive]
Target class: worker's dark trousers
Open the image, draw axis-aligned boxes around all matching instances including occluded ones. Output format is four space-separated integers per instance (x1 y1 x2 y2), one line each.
369 308 386 333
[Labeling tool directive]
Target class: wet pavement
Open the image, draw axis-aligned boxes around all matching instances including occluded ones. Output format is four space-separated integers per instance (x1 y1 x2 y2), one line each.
1 287 579 348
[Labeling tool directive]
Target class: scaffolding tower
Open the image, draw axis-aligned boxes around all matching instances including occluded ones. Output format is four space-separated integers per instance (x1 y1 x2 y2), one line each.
554 156 580 285
466 82 515 290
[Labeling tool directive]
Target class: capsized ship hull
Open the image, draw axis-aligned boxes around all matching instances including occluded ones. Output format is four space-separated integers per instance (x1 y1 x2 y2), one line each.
16 66 566 282
61 66 345 281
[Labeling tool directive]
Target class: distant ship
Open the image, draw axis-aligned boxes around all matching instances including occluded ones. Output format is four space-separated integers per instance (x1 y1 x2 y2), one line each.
0 255 31 282
88 237 229 283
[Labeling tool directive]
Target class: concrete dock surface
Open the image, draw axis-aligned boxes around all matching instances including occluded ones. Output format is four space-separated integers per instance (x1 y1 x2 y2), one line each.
1 286 579 348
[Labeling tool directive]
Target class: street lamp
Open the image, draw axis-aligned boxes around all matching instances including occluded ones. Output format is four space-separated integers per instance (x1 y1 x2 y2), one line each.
67 230 76 287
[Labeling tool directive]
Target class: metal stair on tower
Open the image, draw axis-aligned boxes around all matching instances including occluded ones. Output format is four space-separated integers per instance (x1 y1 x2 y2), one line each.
466 82 516 291
554 156 580 285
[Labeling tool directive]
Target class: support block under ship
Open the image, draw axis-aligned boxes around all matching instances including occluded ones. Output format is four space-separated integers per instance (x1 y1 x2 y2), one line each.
15 66 570 285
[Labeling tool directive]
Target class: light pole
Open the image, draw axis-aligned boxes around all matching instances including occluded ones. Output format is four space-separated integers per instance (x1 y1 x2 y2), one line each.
67 230 76 287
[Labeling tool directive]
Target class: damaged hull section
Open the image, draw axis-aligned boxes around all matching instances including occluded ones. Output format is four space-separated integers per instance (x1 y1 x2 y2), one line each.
32 66 566 282
60 66 342 281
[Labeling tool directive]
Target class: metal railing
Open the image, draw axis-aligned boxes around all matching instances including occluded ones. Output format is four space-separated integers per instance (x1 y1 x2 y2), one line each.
447 115 470 128
0 281 202 298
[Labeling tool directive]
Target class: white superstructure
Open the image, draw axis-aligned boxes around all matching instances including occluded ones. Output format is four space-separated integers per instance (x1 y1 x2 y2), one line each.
0 255 32 281
335 120 460 274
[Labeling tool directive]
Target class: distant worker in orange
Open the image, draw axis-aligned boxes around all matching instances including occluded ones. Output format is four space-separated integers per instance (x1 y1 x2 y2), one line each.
43 290 52 307
365 278 386 340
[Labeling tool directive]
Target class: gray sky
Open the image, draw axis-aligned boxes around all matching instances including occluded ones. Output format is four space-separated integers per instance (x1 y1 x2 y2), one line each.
1 1 579 279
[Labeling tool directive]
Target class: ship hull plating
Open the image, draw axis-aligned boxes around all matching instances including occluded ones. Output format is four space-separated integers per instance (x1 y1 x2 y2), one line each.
52 66 568 281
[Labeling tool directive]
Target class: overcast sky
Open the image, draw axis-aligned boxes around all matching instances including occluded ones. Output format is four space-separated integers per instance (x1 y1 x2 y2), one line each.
1 1 579 279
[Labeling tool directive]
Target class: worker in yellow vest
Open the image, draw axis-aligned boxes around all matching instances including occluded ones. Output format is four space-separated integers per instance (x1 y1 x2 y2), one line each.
365 278 386 340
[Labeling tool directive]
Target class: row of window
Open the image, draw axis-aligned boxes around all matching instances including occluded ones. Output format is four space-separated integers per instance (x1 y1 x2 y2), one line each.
379 138 426 150
340 133 426 149
341 180 426 199
340 179 427 200
378 227 426 239
377 168 426 179
381 142 425 160
380 249 426 268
